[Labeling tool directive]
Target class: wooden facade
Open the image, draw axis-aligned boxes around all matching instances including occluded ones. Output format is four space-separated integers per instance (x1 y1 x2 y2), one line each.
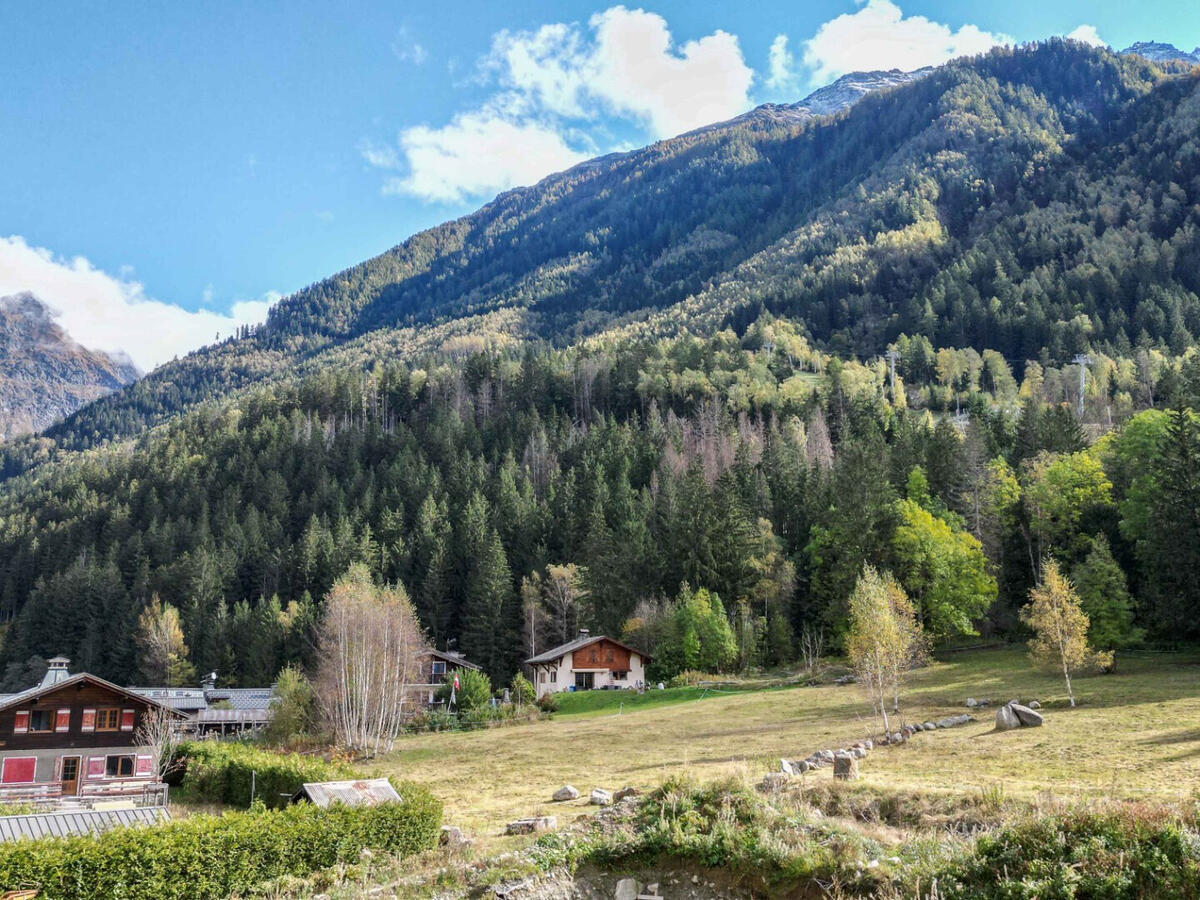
570 639 633 672
0 671 179 802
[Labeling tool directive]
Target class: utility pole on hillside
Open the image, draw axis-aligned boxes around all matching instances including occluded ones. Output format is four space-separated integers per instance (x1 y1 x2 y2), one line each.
1072 354 1092 420
885 349 900 405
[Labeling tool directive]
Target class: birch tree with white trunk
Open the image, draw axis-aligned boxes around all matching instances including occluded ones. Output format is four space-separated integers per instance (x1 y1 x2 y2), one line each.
316 565 429 756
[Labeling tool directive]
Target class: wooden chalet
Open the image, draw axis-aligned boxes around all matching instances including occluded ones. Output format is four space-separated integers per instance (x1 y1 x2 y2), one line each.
412 649 481 706
0 658 183 803
525 630 650 699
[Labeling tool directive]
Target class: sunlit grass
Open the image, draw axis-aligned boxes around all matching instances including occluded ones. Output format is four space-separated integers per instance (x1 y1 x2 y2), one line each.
378 647 1200 852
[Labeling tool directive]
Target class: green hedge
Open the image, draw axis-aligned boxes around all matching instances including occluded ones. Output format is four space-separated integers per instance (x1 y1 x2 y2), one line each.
0 785 441 900
173 741 354 809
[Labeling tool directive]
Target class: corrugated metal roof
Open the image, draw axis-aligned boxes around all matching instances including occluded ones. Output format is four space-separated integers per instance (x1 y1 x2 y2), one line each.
220 688 273 710
194 708 270 723
292 779 400 808
0 806 169 842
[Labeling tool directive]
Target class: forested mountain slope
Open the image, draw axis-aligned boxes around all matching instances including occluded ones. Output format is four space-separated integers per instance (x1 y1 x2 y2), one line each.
2 41 1200 688
18 41 1198 464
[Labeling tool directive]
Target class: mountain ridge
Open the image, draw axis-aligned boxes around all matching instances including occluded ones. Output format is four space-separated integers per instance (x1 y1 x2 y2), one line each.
2 39 1196 472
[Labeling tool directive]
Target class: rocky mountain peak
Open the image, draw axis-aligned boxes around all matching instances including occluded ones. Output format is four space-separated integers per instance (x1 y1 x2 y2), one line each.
0 292 140 440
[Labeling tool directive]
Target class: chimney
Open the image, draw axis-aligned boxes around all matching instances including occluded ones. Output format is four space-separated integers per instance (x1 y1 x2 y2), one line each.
202 671 218 692
39 657 71 689
578 628 590 639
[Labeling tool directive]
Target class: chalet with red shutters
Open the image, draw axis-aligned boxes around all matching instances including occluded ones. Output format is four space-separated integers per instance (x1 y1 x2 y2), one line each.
525 630 649 699
0 657 183 802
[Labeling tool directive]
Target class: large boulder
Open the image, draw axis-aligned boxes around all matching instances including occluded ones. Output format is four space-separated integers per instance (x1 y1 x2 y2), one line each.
552 785 579 802
995 704 1021 731
614 877 640 900
1011 703 1044 727
589 788 613 806
833 752 859 780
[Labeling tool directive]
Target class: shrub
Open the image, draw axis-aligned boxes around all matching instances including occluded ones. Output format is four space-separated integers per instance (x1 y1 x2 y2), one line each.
173 741 353 808
536 692 560 713
259 664 316 745
0 785 441 900
510 672 535 708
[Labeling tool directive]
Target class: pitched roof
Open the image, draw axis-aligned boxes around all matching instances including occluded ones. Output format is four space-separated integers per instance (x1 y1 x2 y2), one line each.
423 649 481 670
0 673 184 717
525 634 649 665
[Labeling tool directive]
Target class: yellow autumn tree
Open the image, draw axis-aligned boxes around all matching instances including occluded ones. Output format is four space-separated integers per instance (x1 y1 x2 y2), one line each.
846 566 923 733
1021 558 1111 707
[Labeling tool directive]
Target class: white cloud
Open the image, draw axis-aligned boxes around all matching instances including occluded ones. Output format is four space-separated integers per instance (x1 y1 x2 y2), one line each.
392 27 428 65
582 7 753 139
0 235 276 372
766 34 797 92
365 6 754 203
802 0 1010 83
1066 25 1106 47
382 110 590 204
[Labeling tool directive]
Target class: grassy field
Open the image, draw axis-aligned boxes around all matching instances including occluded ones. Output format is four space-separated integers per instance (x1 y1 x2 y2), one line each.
379 648 1200 846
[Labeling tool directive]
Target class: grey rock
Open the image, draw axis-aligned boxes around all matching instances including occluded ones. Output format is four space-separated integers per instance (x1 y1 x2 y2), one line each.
780 758 795 776
506 816 556 835
1029 700 1042 710
589 788 613 806
440 825 467 847
923 721 936 731
552 785 579 802
1011 703 1044 727
966 697 978 707
757 773 788 793
995 705 1021 731
851 746 866 759
833 753 859 780
613 877 639 900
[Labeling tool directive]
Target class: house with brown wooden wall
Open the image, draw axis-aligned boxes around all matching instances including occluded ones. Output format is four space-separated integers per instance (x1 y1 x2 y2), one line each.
525 630 649 699
0 658 183 802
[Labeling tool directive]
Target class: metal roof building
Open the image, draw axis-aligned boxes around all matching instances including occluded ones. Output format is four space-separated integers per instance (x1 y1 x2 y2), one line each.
291 779 400 808
0 806 169 842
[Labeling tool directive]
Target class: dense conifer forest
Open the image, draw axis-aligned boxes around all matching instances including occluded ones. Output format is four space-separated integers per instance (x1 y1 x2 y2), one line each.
1 40 1199 688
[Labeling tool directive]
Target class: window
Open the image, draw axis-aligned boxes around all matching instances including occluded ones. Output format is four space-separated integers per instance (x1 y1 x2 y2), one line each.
613 670 628 681
95 708 121 732
549 670 557 683
431 661 446 676
539 671 546 683
28 709 53 733
105 755 135 777
0 757 35 784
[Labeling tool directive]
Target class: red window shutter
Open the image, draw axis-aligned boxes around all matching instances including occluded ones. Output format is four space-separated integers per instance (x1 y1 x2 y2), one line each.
1 757 36 784
13 711 28 734
55 709 71 733
80 709 96 732
120 709 135 732
135 755 153 776
86 757 105 779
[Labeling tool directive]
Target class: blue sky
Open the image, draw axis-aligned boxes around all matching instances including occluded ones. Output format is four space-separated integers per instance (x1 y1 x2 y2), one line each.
1 1 1197 369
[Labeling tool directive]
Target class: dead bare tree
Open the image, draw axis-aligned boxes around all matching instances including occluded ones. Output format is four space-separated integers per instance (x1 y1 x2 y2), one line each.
316 565 430 757
800 625 826 674
133 705 184 782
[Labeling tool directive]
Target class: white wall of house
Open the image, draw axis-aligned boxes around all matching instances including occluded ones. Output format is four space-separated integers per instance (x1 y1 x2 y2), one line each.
533 649 646 698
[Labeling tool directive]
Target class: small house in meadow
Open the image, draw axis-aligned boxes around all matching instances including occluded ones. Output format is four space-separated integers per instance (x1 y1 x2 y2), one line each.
525 630 649 699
